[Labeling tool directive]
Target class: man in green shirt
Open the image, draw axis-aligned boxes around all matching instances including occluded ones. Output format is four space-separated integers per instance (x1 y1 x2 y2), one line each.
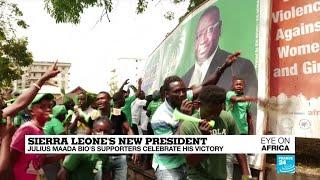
225 77 258 179
43 105 67 135
121 95 135 127
58 118 111 180
119 78 143 127
226 77 256 135
179 85 250 180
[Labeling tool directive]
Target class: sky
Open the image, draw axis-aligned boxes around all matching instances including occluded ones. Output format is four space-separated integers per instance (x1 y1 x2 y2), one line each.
12 0 189 93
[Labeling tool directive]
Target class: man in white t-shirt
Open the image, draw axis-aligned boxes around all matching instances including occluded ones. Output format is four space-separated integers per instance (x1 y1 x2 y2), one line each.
131 91 147 135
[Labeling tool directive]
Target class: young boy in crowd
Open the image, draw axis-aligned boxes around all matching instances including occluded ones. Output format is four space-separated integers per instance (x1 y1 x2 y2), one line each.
226 77 255 135
225 77 257 179
58 117 112 180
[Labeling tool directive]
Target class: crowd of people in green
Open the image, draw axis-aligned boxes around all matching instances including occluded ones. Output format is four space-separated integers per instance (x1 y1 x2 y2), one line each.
0 50 259 180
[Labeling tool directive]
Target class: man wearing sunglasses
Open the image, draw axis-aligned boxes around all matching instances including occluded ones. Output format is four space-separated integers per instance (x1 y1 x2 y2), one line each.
182 6 257 98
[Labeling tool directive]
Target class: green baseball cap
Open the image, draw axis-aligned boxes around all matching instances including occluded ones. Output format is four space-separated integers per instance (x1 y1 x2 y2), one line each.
28 93 54 109
52 105 67 117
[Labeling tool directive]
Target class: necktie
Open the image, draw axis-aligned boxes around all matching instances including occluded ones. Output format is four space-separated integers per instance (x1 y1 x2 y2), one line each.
189 66 202 87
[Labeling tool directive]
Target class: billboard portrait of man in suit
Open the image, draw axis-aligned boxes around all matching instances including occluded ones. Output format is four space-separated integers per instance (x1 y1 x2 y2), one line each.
182 6 258 97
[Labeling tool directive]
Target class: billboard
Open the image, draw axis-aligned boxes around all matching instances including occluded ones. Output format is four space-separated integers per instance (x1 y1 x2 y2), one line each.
269 0 320 138
142 0 270 169
143 0 259 97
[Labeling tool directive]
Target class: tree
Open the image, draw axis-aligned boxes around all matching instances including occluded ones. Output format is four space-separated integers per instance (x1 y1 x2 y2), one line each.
178 0 207 22
43 0 207 24
0 0 33 90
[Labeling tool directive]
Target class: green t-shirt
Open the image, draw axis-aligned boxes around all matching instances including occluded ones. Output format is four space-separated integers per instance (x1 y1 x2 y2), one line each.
147 100 162 118
121 95 136 126
43 117 65 135
179 110 239 180
63 154 109 180
226 91 251 134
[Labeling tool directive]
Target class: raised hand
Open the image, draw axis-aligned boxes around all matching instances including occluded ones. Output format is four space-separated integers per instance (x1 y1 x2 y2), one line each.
123 79 130 85
226 52 241 67
41 60 60 81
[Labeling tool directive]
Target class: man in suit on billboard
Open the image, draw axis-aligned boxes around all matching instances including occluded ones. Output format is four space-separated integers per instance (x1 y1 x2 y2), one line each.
182 6 258 97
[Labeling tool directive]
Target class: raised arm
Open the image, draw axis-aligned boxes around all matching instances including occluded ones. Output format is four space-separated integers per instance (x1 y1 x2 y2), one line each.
192 52 240 99
230 95 257 103
118 79 129 93
128 85 137 94
0 117 15 174
2 61 60 117
135 78 142 97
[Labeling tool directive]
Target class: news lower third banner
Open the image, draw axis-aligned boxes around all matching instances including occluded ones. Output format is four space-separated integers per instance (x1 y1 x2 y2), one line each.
25 135 295 154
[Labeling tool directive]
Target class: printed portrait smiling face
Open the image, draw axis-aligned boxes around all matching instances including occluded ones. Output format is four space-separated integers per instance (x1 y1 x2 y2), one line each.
195 7 221 64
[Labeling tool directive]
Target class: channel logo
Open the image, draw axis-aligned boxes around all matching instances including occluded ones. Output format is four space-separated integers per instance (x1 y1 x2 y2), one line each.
276 155 295 174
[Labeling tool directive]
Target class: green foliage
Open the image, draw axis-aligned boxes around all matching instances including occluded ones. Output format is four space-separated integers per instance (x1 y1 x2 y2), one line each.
177 0 207 22
43 0 208 24
44 0 113 24
0 0 33 89
164 11 174 21
136 0 148 14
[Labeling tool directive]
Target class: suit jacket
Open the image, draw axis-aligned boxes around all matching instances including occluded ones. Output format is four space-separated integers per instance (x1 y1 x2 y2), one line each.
182 48 258 97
